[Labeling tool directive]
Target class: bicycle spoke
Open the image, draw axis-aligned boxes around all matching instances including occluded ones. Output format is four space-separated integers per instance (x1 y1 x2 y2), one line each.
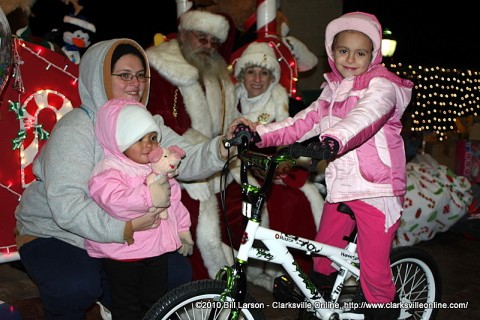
391 247 441 320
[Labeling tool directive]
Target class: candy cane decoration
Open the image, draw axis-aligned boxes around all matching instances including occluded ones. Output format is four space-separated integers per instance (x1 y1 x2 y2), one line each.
176 0 193 18
255 0 298 97
19 89 74 187
256 0 277 38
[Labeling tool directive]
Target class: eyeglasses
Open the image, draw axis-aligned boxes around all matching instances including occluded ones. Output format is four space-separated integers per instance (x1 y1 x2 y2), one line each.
111 73 150 82
191 31 221 48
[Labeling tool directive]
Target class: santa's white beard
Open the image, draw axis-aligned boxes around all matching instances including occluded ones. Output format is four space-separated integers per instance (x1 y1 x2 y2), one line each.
182 42 230 81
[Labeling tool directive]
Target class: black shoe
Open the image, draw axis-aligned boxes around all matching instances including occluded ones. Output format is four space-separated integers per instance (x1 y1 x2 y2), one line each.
363 293 401 320
364 306 400 320
349 284 400 320
273 275 303 303
309 270 337 290
349 284 366 314
308 270 338 300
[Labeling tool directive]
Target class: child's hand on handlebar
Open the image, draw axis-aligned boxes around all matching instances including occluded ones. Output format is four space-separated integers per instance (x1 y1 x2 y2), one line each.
307 137 339 160
225 121 261 148
226 118 256 140
220 117 256 158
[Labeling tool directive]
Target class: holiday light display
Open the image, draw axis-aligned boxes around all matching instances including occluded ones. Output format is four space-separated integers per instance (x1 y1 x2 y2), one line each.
0 38 80 259
386 62 480 141
1 0 479 261
0 7 12 95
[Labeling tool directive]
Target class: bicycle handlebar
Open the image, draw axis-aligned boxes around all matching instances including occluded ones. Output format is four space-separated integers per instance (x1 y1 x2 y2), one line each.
286 142 331 161
225 124 330 161
224 124 256 148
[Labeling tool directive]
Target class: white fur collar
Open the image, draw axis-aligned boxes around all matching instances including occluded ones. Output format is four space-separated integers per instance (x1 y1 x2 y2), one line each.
146 39 237 140
146 40 199 87
234 83 289 123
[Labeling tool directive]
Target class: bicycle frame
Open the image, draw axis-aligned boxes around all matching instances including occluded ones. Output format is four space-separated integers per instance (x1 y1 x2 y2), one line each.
217 140 365 319
143 133 440 320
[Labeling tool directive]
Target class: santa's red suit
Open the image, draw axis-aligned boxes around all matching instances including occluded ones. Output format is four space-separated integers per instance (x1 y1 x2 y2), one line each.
146 38 321 288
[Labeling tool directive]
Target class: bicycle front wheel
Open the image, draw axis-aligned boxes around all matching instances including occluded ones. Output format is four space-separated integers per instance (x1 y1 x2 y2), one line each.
143 279 266 320
391 246 442 320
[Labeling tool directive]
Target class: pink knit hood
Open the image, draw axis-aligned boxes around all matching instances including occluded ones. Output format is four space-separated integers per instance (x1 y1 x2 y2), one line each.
95 98 160 158
325 12 383 78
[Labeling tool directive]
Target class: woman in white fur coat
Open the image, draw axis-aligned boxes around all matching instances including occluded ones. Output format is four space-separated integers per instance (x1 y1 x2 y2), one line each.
232 42 324 290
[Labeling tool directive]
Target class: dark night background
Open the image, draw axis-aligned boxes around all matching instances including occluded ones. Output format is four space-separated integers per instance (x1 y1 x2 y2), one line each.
28 0 479 70
343 0 478 69
29 0 179 49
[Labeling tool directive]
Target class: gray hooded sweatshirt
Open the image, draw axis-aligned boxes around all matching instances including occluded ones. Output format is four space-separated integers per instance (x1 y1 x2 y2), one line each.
15 38 226 249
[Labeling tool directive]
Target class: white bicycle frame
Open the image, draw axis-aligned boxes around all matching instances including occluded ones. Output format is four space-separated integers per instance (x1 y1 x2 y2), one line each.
237 211 364 320
144 137 437 320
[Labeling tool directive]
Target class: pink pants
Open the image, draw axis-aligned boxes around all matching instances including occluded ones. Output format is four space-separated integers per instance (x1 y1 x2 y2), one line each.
313 200 400 303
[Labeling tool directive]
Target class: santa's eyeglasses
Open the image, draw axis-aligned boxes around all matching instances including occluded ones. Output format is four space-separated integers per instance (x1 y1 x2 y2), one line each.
190 31 221 48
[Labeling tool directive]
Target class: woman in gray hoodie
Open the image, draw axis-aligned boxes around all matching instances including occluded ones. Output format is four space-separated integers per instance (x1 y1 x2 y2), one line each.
14 38 249 320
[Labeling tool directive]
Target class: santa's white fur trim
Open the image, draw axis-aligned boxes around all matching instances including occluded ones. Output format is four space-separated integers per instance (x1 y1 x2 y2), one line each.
196 195 230 278
179 10 229 43
300 181 324 229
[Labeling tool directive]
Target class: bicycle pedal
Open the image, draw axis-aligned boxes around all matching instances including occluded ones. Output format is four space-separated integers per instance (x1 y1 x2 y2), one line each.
273 275 303 303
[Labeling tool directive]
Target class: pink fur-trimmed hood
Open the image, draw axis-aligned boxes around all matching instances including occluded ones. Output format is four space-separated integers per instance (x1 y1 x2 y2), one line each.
325 12 383 78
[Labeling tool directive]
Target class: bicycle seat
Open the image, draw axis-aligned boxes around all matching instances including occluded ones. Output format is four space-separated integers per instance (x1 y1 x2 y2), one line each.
337 202 355 220
337 203 357 242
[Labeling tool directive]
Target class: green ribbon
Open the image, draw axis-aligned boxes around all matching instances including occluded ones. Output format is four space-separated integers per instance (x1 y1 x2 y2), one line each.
34 124 50 140
12 129 26 150
8 101 26 119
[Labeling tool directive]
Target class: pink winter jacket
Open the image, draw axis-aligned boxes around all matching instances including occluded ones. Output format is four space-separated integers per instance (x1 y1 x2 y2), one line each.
84 99 190 260
257 12 413 204
258 69 413 203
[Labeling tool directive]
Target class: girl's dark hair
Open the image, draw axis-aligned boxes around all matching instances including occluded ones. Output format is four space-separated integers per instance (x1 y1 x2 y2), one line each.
111 44 146 71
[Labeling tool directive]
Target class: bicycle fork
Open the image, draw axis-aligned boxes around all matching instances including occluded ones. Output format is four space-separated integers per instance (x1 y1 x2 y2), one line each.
213 177 270 319
215 261 248 320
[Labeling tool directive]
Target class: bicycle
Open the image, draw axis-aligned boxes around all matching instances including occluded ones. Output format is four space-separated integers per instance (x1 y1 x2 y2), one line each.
144 127 442 320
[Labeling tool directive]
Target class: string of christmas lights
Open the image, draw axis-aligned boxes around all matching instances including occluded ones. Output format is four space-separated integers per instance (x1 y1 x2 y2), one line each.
0 245 20 263
1 38 78 200
268 39 298 97
19 39 78 83
0 244 18 254
386 62 480 141
0 182 22 200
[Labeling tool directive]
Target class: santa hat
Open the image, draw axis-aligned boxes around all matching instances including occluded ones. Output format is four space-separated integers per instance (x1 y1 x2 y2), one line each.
325 12 382 63
63 15 96 34
178 10 229 43
116 105 160 152
234 42 280 83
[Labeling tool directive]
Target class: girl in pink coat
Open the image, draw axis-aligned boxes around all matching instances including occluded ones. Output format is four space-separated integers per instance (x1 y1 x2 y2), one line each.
85 98 192 319
253 12 413 320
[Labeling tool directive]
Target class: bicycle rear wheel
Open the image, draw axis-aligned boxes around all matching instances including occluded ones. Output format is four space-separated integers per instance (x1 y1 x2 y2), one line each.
391 246 441 320
143 279 266 320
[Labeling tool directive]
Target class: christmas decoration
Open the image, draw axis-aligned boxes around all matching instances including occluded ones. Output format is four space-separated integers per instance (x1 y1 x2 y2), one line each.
199 0 316 101
0 38 80 258
386 62 480 141
0 6 12 96
60 14 96 64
